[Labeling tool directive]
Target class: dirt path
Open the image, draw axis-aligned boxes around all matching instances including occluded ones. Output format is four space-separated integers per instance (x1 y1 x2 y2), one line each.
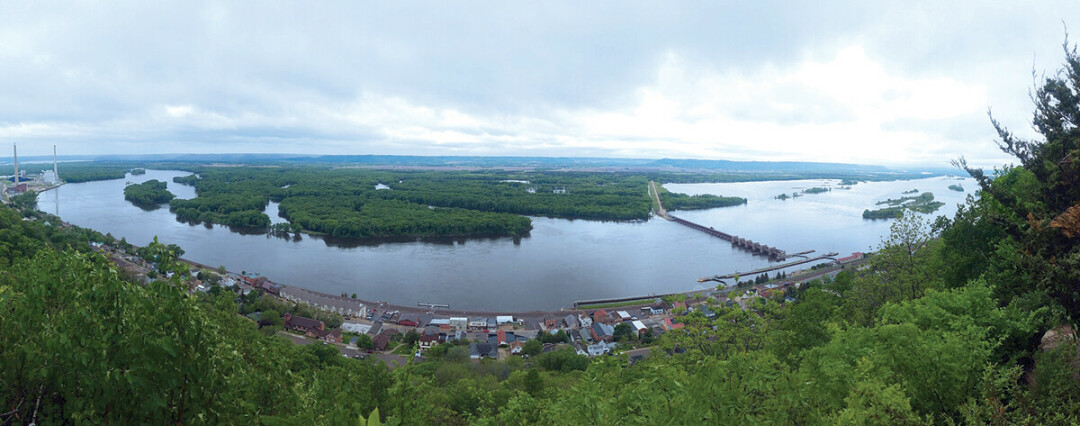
649 181 671 220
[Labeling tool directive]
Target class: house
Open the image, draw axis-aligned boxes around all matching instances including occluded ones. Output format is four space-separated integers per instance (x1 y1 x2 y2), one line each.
469 342 497 360
419 334 440 352
449 317 468 331
469 318 488 330
696 305 716 319
647 305 665 315
372 329 400 352
578 313 593 328
496 315 515 325
631 320 648 336
543 318 560 331
593 309 611 324
397 319 419 327
587 341 617 356
615 311 632 322
662 318 684 331
497 329 508 346
590 322 615 343
509 341 525 355
283 313 325 336
672 301 687 311
341 322 372 334
563 314 580 329
314 328 342 344
569 329 584 343
429 318 450 327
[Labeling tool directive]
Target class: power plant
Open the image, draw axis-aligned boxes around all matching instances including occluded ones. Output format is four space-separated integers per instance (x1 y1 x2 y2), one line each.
5 143 61 196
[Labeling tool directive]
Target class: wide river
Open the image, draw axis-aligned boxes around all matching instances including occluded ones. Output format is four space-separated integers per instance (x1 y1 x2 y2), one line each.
40 170 975 311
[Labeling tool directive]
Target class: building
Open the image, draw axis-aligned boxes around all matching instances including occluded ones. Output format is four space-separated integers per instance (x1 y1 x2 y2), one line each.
341 322 372 335
449 317 468 331
615 311 632 322
590 322 615 343
469 318 488 330
578 313 593 328
838 250 864 264
469 342 497 360
283 313 325 336
662 318 684 331
593 309 611 324
563 314 580 329
373 329 400 352
496 315 515 325
314 328 342 344
419 334 440 352
587 341 617 356
631 320 648 336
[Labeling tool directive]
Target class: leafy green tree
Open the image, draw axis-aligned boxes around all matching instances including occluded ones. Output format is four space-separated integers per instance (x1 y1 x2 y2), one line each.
521 339 543 357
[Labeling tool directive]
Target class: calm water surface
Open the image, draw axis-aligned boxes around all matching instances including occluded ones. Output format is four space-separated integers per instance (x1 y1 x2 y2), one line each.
41 170 975 310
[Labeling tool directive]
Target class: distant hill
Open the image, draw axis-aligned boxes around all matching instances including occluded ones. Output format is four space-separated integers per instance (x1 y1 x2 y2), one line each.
0 153 959 176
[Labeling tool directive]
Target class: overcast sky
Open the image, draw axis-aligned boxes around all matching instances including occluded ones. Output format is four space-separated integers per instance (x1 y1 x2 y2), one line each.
2 1 1078 167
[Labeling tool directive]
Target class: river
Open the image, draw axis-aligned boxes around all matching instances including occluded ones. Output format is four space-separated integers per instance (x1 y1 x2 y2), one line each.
39 170 975 311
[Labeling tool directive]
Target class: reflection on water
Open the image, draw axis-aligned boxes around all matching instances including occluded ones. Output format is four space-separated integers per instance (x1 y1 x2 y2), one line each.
41 169 974 311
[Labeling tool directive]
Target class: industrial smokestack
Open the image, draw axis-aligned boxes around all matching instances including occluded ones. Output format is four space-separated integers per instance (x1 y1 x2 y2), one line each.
12 143 17 186
53 145 58 183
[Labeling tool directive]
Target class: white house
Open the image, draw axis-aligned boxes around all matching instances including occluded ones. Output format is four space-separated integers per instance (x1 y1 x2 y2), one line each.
578 313 593 328
469 318 488 329
449 317 468 331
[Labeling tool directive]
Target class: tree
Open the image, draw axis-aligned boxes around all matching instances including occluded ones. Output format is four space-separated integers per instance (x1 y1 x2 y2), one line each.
402 329 421 346
613 323 634 343
521 339 543 357
844 212 942 325
356 334 374 350
10 190 38 210
956 40 1080 318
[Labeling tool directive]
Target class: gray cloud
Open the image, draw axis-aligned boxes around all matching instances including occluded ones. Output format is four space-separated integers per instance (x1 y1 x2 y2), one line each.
1 1 1078 167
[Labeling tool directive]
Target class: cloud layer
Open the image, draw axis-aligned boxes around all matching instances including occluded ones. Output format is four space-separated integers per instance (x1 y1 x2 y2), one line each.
2 1 1078 167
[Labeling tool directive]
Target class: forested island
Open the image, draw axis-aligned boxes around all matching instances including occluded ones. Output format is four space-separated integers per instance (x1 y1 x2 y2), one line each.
949 184 964 192
863 192 945 219
657 185 745 210
164 169 748 238
123 179 175 207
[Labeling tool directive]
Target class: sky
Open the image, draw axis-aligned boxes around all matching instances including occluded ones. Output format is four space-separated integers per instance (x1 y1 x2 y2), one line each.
2 1 1079 167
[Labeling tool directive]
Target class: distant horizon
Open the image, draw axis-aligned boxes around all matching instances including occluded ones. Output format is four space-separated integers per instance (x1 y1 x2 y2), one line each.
0 151 977 171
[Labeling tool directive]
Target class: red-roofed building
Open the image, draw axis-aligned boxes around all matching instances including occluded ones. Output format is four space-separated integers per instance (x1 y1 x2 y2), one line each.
593 309 611 324
662 318 684 331
672 301 687 310
497 329 508 346
838 252 866 264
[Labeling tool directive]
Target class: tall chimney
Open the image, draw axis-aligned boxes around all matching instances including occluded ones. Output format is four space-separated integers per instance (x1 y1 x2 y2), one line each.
53 145 58 183
12 143 17 186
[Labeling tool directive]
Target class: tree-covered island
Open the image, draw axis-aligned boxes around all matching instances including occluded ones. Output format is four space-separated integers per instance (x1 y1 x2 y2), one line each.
123 179 175 207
